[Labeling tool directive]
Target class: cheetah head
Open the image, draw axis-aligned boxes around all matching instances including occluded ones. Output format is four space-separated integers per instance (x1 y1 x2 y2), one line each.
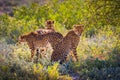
45 20 54 29
73 25 84 36
18 35 27 43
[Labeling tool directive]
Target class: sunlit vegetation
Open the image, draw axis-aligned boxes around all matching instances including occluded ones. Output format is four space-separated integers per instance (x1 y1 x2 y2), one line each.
0 0 120 80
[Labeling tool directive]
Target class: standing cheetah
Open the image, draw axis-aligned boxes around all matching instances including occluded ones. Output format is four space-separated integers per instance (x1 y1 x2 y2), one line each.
18 31 63 60
51 25 84 64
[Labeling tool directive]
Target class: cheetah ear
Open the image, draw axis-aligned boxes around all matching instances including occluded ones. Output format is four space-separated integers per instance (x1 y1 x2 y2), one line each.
20 35 25 39
46 20 49 23
73 25 77 28
31 32 38 36
30 32 34 35
79 25 84 29
34 31 38 34
52 21 54 24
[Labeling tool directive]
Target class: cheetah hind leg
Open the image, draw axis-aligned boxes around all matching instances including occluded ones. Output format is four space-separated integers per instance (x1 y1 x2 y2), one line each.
29 48 35 62
40 47 48 58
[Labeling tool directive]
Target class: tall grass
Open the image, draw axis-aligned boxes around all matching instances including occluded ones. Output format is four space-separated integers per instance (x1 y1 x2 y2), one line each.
0 26 120 80
0 40 72 80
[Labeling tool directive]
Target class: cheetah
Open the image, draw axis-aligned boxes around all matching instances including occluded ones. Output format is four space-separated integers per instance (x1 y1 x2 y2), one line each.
51 25 84 64
36 20 55 34
18 31 63 60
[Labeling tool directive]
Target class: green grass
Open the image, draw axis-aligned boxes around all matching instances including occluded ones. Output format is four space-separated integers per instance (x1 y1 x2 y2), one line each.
0 41 73 80
0 28 120 80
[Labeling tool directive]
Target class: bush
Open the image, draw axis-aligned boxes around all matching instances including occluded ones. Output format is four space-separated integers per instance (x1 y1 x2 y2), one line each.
0 41 72 80
1 1 119 43
86 67 120 80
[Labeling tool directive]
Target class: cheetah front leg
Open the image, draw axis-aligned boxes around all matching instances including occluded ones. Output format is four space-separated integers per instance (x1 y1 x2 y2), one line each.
30 48 36 61
72 48 78 62
27 42 35 61
35 48 40 63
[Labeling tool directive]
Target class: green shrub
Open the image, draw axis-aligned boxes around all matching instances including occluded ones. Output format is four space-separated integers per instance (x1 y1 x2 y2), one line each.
0 41 72 80
86 67 120 80
1 1 119 43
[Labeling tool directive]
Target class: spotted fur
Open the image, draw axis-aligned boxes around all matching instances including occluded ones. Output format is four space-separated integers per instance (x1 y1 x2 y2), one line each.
51 25 84 64
18 31 63 60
